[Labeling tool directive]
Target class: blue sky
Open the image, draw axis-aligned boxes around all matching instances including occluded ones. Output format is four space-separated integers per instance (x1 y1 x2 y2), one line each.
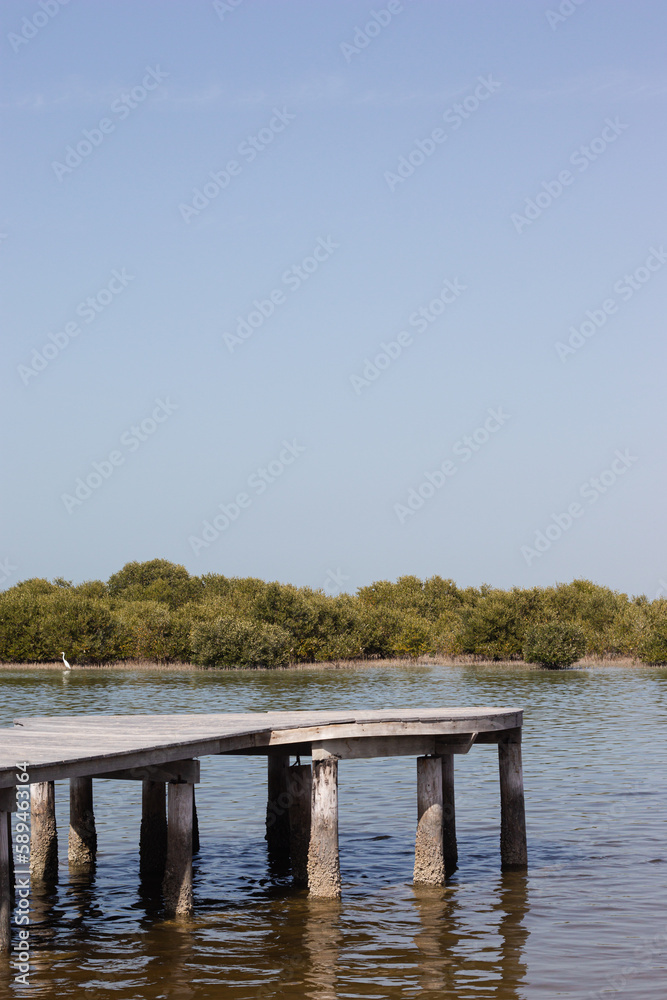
1 0 666 598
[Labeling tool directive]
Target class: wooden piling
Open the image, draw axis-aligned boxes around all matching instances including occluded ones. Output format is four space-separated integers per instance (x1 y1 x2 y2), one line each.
266 753 291 865
140 780 167 879
288 763 312 885
307 754 341 898
68 777 97 867
192 785 200 855
30 781 58 882
498 729 527 869
414 756 445 885
162 782 193 917
0 810 9 953
441 755 458 875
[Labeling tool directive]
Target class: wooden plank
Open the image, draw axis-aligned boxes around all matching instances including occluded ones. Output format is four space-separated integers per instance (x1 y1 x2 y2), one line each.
96 760 200 783
309 734 479 760
0 708 523 788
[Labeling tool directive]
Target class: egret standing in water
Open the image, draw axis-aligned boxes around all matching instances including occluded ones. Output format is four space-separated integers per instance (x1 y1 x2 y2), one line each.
61 652 71 671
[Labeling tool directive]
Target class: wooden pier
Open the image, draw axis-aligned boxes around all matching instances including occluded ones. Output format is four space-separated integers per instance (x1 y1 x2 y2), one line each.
0 707 526 951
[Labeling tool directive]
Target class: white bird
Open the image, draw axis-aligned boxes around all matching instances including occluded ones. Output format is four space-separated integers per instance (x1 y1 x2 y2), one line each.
61 652 71 671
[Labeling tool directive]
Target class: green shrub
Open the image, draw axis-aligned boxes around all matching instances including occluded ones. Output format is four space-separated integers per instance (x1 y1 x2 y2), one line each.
636 599 667 664
190 615 291 668
522 621 587 668
391 615 433 659
108 559 201 608
460 588 546 659
111 600 173 662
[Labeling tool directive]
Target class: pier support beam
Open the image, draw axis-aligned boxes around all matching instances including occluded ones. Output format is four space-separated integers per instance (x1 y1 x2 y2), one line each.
162 782 193 917
307 751 341 898
192 786 200 855
414 756 445 885
68 777 97 867
498 729 527 869
288 763 312 885
441 755 458 875
0 812 10 953
140 780 167 879
266 754 291 866
30 782 58 882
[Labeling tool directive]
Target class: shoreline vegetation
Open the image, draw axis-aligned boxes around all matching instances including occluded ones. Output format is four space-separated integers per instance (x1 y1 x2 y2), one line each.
0 655 649 672
1 559 666 669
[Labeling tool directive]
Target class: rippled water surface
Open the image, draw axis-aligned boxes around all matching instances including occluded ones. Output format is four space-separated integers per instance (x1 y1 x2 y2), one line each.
1 663 666 999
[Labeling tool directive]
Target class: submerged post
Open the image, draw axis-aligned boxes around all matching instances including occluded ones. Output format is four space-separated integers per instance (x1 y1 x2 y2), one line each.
498 728 527 869
414 756 445 885
69 777 97 867
162 781 193 917
307 751 341 898
266 753 291 865
288 763 312 885
30 781 58 882
441 755 458 875
140 780 167 879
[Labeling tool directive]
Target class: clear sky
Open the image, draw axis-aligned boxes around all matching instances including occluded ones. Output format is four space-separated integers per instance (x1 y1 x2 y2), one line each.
2 0 666 598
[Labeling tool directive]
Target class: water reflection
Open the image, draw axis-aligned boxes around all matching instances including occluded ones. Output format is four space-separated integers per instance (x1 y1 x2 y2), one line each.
303 897 342 1000
411 872 529 999
494 872 529 998
412 885 461 996
1 664 666 998
160 921 197 1000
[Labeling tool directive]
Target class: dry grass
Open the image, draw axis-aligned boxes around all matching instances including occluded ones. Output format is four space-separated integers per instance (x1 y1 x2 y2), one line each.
0 654 647 672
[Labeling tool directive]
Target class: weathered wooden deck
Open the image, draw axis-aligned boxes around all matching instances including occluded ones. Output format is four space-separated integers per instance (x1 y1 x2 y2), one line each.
0 707 527 952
